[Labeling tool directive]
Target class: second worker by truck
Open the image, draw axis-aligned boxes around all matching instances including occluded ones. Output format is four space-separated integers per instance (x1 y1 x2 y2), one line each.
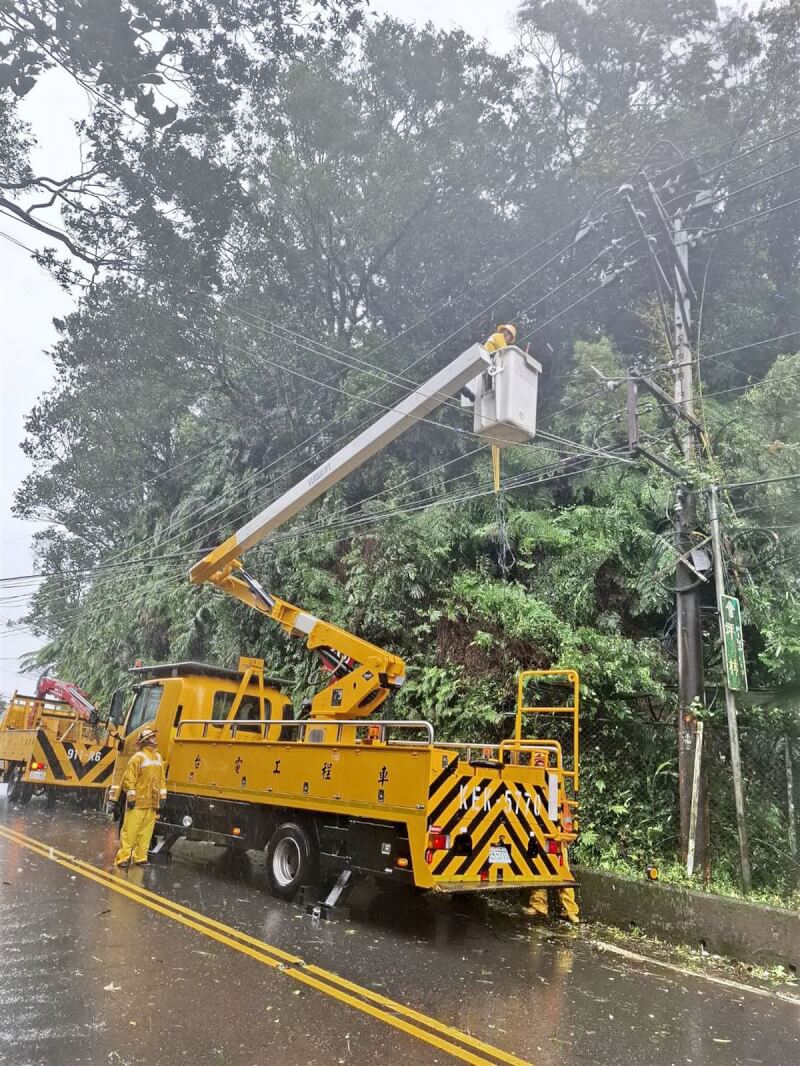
114 728 166 867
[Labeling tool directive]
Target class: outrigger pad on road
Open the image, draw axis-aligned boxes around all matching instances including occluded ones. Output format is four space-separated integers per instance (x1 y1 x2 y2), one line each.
303 869 354 921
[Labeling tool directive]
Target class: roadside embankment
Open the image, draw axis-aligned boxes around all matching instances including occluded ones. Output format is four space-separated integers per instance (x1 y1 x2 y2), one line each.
576 866 799 972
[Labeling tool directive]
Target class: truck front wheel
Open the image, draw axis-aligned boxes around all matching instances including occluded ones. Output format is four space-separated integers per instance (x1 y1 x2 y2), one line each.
264 821 318 901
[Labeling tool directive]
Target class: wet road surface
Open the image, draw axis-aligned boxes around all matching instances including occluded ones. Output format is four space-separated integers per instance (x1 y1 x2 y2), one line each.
1 799 798 1066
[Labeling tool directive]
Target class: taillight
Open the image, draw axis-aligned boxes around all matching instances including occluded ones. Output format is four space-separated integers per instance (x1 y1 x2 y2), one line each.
547 839 560 854
479 867 489 882
427 827 450 851
30 761 44 771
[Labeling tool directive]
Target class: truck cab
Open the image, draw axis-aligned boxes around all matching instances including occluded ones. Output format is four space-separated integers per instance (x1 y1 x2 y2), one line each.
107 658 291 806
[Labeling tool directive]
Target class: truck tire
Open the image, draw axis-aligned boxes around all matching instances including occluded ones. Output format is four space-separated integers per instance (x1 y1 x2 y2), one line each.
264 821 318 901
7 765 32 806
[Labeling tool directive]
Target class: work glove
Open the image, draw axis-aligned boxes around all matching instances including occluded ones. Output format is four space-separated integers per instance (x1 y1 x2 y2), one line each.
126 794 135 810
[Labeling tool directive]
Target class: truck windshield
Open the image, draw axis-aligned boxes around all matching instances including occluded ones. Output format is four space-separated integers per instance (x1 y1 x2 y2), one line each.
126 685 163 734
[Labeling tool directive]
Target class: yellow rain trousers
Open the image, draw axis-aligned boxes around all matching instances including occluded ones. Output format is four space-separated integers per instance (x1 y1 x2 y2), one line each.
525 886 580 924
114 749 167 866
116 808 157 865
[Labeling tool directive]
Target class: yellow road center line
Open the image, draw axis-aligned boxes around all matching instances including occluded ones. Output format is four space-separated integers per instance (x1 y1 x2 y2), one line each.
1 825 530 1066
0 825 532 1066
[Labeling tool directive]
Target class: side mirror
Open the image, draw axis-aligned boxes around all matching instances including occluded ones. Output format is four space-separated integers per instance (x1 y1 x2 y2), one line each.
109 689 127 729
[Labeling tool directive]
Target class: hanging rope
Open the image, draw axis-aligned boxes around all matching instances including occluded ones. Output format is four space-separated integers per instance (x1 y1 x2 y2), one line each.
493 490 516 575
490 444 515 574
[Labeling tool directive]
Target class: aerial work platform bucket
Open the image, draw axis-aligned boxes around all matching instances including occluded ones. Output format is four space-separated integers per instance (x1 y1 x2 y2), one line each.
472 345 542 446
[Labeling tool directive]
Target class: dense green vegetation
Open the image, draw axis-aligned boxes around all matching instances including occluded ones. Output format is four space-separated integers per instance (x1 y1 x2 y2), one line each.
3 1 799 897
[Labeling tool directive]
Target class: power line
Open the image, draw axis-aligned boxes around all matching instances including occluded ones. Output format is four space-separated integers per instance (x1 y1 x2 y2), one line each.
135 210 626 422
90 218 637 570
134 256 636 564
0 551 200 587
1 452 624 634
0 228 38 254
699 196 800 236
698 125 800 178
0 9 150 129
652 329 800 375
686 163 800 218
722 473 800 491
16 188 625 586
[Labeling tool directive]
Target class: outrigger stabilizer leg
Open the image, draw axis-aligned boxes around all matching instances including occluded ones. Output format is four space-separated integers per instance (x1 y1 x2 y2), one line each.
305 868 355 921
148 829 181 863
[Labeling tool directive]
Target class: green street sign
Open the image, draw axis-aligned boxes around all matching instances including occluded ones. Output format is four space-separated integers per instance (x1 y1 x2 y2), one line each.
721 594 748 692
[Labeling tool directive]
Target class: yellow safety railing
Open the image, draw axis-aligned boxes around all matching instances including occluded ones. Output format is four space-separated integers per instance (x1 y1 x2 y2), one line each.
514 669 580 792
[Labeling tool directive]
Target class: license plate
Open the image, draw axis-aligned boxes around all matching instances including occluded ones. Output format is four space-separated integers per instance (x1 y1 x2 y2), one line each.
29 770 46 781
488 845 511 864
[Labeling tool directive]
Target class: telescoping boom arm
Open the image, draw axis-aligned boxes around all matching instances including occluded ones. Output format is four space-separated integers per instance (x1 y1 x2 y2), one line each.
190 340 540 719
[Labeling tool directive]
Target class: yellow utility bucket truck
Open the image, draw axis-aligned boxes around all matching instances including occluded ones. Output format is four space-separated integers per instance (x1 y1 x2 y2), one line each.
107 339 581 914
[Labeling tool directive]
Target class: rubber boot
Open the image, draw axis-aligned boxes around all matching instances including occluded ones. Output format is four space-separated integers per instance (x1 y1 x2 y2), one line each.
522 887 549 918
559 887 580 924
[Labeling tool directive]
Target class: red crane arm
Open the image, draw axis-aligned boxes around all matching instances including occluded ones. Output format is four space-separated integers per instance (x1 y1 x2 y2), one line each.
35 676 96 721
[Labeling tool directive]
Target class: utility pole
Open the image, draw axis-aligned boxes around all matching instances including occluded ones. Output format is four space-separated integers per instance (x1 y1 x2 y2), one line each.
671 212 708 876
785 736 797 865
708 484 751 892
628 170 714 876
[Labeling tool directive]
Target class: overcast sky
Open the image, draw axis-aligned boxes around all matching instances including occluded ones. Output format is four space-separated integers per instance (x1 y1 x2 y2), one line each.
0 1 519 698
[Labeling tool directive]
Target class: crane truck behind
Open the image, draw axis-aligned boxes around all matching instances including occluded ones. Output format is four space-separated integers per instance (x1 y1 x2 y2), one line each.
0 681 118 807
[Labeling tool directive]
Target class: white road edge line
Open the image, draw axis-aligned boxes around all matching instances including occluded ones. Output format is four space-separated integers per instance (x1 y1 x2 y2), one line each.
591 938 800 1005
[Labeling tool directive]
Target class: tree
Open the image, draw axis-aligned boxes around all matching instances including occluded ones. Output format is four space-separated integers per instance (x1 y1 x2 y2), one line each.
0 0 362 272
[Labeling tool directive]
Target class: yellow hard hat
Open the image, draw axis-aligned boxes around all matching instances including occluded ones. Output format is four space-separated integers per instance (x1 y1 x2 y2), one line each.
497 323 516 342
138 728 158 746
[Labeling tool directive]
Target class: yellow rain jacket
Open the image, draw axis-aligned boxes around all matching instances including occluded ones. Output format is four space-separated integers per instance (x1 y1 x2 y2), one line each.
122 749 167 810
483 331 511 353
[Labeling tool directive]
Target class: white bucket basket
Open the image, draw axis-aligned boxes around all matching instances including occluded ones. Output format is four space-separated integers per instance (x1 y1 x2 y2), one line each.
472 345 542 446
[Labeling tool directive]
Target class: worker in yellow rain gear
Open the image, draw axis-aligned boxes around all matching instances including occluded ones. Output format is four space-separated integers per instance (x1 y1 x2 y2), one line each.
523 749 580 924
483 323 516 353
523 885 580 924
114 728 167 867
481 324 518 491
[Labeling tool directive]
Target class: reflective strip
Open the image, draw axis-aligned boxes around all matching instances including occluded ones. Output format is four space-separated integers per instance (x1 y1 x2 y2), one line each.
547 773 559 822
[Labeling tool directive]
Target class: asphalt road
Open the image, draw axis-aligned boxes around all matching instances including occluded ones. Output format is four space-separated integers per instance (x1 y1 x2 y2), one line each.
1 797 798 1066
